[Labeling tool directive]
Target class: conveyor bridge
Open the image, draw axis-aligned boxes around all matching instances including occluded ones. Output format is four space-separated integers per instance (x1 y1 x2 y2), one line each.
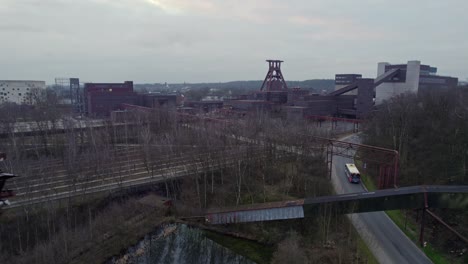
205 185 468 225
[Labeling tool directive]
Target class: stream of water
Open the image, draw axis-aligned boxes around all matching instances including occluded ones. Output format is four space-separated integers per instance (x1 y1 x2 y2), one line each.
108 224 257 264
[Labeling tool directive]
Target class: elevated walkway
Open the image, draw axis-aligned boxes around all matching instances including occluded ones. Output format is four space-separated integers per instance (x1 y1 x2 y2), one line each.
205 185 468 224
374 68 400 87
327 68 400 97
327 83 359 96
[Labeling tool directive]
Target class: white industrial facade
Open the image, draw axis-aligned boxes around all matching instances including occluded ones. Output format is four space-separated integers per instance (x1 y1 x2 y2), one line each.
375 61 458 104
375 61 420 104
0 80 46 105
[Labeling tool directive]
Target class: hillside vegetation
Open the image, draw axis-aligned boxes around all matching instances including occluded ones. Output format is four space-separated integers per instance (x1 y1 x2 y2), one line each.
362 87 468 262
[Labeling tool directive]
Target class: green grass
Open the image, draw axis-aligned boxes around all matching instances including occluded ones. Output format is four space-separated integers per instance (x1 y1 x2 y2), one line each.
356 234 379 264
204 230 273 264
360 173 377 191
423 244 451 264
385 210 418 241
354 160 377 191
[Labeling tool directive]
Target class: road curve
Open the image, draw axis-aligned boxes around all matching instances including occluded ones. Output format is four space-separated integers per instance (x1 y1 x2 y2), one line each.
333 134 432 264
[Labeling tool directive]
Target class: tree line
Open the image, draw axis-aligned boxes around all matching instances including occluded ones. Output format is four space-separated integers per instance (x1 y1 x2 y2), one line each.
362 87 468 262
363 88 468 186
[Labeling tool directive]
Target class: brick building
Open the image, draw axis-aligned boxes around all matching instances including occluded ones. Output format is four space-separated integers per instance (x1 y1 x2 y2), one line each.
84 81 137 116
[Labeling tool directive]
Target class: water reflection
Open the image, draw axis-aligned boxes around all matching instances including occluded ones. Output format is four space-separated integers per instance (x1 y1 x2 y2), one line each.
110 224 255 264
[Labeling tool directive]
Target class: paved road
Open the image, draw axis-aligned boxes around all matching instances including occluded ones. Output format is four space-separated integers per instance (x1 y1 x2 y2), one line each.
333 134 432 264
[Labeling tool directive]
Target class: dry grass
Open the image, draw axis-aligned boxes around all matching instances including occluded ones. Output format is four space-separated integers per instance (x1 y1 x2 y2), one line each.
3 195 169 264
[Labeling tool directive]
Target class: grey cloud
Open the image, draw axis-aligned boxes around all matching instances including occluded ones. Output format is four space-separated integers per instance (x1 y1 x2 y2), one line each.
0 24 44 33
0 0 466 83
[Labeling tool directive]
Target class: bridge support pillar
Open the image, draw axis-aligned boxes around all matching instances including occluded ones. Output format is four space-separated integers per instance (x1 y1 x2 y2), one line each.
378 165 395 189
419 208 426 247
419 191 429 247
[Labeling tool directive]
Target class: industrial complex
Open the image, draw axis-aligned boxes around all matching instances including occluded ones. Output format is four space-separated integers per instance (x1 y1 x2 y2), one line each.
58 80 178 117
375 61 459 104
1 59 459 120
0 60 464 264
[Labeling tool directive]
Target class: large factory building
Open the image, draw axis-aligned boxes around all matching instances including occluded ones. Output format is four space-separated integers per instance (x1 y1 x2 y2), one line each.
84 81 137 116
375 61 458 104
84 81 179 117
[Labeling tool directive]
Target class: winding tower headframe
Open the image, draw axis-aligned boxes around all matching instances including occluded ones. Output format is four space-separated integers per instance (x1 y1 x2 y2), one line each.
260 60 288 91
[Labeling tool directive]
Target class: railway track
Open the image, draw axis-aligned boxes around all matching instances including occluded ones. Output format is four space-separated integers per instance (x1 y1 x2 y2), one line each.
4 146 275 208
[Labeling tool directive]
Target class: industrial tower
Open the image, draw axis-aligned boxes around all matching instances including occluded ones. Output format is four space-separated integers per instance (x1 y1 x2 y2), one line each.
260 60 289 91
55 78 83 114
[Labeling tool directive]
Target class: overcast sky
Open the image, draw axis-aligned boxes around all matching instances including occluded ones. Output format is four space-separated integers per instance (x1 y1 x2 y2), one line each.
0 0 467 84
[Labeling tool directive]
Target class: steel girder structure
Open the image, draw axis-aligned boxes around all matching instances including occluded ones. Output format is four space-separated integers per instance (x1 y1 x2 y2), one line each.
321 138 399 189
260 60 288 91
204 184 468 249
55 78 82 114
204 185 468 224
416 187 468 247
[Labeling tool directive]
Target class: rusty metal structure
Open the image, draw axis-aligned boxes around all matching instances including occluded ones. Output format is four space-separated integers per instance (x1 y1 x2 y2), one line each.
260 60 288 91
0 174 16 205
0 153 17 207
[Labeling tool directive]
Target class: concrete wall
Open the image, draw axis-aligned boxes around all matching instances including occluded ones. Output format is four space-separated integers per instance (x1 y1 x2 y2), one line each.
253 91 288 104
84 81 135 116
87 93 137 117
375 61 420 104
355 79 375 118
295 97 337 116
336 95 355 110
285 106 307 120
230 100 271 112
418 75 458 92
141 94 177 109
184 101 224 113
0 80 46 105
287 89 309 105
